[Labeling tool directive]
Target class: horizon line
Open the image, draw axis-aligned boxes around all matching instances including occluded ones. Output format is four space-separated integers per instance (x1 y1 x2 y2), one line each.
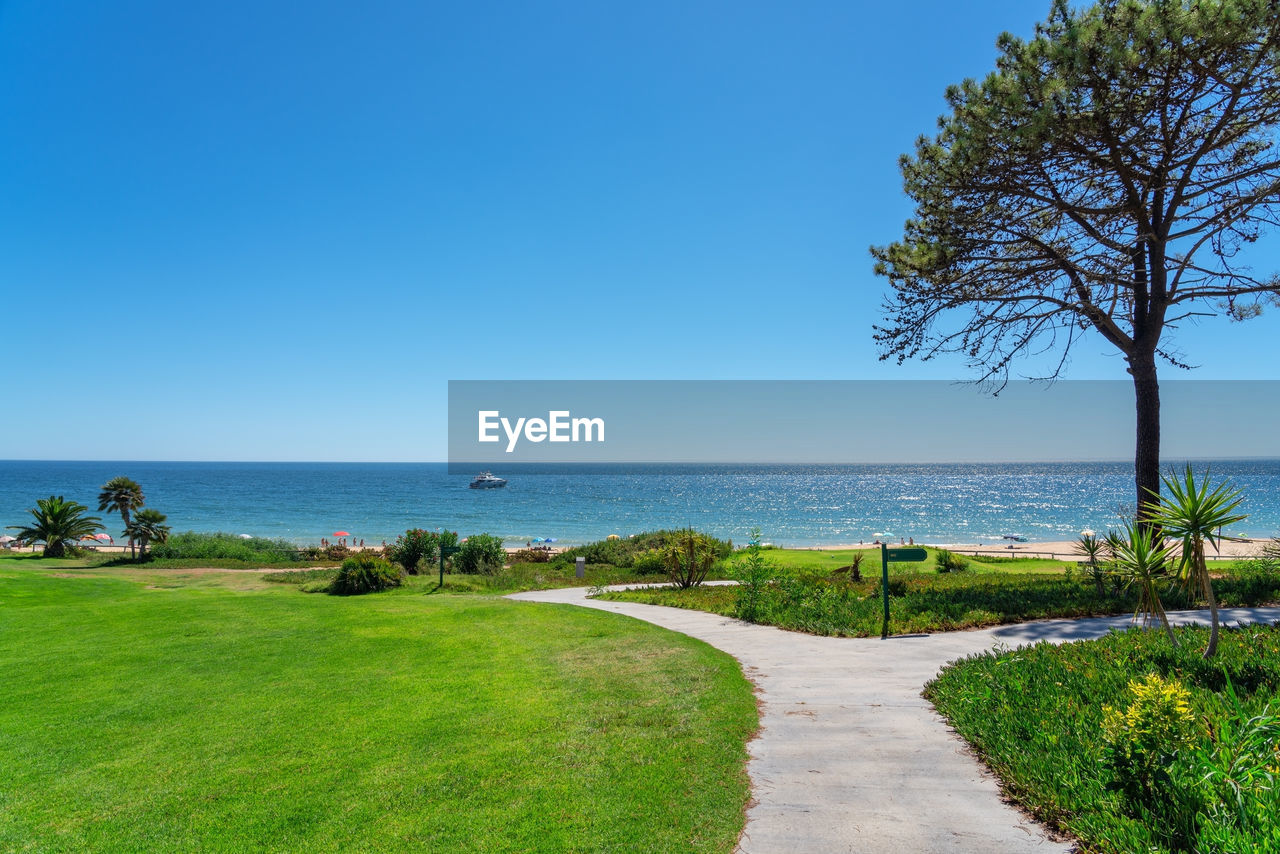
5 457 1280 465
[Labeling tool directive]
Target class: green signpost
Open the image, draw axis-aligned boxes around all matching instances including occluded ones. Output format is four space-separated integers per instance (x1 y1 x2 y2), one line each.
879 544 927 639
439 545 461 587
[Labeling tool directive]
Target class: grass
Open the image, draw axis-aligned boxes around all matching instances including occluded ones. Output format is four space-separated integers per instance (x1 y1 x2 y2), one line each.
0 565 757 852
925 624 1280 852
598 566 1280 637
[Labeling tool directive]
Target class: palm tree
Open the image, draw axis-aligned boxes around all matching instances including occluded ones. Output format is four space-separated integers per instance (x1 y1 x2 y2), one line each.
124 509 170 560
1145 466 1247 660
1111 521 1180 648
98 477 145 557
9 496 104 558
1074 533 1107 596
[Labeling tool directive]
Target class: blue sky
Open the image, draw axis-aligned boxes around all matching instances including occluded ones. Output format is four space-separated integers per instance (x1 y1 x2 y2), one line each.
2 1 1277 461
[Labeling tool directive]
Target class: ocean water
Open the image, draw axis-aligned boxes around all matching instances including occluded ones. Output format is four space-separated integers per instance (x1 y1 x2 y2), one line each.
2 460 1278 548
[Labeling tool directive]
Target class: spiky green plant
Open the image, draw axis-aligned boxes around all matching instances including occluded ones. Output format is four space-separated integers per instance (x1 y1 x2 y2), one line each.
124 508 171 560
1075 533 1107 596
1145 465 1248 659
1110 521 1180 648
9 496 104 558
662 529 716 590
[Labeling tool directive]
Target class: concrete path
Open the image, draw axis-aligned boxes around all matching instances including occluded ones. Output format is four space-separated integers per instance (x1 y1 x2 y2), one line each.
509 585 1280 853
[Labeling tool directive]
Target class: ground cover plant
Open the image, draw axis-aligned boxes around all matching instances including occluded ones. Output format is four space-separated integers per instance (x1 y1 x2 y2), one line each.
598 566 1280 637
0 564 756 853
925 624 1280 853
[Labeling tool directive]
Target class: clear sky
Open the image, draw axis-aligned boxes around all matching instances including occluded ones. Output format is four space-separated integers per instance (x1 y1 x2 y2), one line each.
2 1 1277 461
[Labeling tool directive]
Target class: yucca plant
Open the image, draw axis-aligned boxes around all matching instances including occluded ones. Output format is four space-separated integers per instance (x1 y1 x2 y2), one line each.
1145 465 1247 659
1075 533 1107 596
9 496 104 558
1111 521 1180 648
124 508 171 560
662 529 716 589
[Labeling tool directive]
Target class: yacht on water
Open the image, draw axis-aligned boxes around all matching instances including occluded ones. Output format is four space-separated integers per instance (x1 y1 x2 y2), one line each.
469 471 508 489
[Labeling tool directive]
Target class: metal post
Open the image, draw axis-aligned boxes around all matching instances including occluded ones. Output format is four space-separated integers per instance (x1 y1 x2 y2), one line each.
880 541 890 639
575 556 585 579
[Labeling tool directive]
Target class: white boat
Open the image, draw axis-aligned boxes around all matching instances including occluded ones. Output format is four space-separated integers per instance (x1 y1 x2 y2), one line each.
469 471 507 489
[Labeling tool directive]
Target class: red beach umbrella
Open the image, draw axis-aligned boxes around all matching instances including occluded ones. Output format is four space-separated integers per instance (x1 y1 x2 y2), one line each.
333 531 350 537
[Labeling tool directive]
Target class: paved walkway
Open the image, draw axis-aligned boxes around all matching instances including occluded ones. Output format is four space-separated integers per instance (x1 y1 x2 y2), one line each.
509 585 1280 853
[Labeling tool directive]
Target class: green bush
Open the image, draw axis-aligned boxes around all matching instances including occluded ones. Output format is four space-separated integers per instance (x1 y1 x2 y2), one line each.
149 531 301 563
1101 673 1200 841
729 538 780 622
630 551 665 574
510 548 551 564
454 534 505 574
559 530 732 569
328 554 404 595
387 528 440 574
934 549 968 573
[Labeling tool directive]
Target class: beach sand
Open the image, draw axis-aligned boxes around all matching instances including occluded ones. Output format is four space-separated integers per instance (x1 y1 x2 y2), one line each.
798 537 1273 561
931 537 1272 561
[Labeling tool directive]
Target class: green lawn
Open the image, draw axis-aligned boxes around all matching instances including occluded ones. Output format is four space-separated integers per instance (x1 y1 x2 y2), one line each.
0 565 756 853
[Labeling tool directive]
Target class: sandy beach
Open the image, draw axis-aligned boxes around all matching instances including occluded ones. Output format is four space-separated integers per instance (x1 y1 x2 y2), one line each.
789 537 1274 561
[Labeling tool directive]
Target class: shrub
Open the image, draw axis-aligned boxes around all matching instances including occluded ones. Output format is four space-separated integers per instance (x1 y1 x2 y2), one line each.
1102 674 1199 808
934 549 968 573
559 530 733 569
511 548 551 564
663 529 717 589
387 528 440 574
454 533 505 574
328 554 403 595
631 550 665 574
149 531 302 563
730 535 780 622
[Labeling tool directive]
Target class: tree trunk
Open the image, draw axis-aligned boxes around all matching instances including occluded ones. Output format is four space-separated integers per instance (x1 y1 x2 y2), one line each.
1131 351 1161 524
1197 539 1220 659
122 509 135 559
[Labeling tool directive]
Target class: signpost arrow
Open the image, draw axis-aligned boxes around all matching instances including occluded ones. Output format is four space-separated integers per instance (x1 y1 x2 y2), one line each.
879 544 927 639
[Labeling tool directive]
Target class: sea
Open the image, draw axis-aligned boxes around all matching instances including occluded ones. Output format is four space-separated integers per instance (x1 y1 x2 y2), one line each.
2 460 1278 548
